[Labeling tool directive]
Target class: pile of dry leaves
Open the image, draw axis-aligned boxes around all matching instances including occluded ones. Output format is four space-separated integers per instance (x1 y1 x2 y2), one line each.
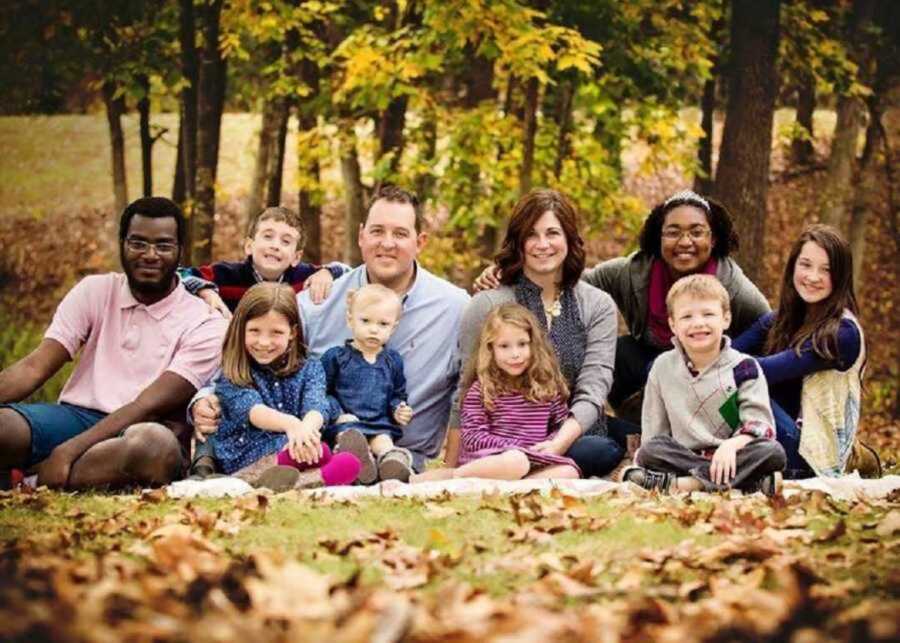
0 485 897 642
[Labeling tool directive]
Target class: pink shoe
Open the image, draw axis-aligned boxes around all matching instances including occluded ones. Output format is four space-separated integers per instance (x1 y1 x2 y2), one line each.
320 452 361 486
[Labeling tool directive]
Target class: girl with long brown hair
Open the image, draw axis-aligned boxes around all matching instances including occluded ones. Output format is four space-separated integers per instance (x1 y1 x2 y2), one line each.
212 282 361 489
733 225 870 478
414 304 580 481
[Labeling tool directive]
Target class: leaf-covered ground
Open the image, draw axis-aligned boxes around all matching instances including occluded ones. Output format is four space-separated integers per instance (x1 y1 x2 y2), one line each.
1 486 897 641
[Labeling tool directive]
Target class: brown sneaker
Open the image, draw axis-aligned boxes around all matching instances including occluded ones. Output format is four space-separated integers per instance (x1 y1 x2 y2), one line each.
378 448 413 482
756 471 783 497
254 465 301 492
336 429 378 484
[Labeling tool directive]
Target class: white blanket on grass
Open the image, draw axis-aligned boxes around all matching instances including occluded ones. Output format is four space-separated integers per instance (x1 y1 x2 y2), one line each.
166 474 900 501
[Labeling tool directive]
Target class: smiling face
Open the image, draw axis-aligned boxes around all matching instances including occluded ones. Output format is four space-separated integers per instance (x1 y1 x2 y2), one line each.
121 214 181 296
244 309 296 366
358 199 426 292
244 219 303 280
668 294 731 359
491 322 532 378
660 205 715 277
522 210 569 281
792 241 833 306
347 298 400 354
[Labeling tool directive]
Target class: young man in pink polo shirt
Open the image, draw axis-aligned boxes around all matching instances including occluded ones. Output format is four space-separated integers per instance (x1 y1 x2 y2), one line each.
0 197 228 490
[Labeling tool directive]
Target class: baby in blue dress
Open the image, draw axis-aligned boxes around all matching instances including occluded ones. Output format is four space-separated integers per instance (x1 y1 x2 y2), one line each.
322 284 414 483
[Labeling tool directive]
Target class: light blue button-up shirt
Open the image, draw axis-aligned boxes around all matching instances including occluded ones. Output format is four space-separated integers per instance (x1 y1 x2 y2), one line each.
299 263 470 470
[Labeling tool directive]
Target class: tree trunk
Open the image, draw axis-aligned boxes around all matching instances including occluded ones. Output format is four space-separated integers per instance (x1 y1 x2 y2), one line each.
265 96 289 206
192 0 224 266
414 110 437 203
340 129 365 266
713 0 781 286
247 98 279 220
178 0 198 204
821 96 866 229
553 79 576 180
820 0 876 230
792 74 816 165
376 94 409 181
694 76 716 194
297 58 322 263
102 81 128 214
172 111 186 203
848 105 882 293
137 74 152 197
519 77 540 196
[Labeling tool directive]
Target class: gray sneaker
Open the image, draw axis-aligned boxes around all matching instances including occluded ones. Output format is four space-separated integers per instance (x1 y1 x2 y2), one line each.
336 429 377 485
621 466 675 493
754 471 783 497
378 448 413 482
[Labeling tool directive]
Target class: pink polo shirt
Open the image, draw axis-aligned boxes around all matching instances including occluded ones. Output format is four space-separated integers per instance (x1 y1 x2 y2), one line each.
45 273 228 413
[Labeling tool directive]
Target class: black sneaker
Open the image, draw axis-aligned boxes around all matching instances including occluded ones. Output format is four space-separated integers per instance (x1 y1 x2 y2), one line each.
621 466 675 493
755 471 783 497
188 456 217 480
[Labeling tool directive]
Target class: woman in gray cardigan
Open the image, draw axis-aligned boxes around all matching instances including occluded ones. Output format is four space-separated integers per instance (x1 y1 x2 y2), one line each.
581 190 770 409
444 189 624 478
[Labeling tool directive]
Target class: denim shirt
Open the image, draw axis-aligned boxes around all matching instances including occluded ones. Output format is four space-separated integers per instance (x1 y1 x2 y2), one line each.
299 263 470 470
322 341 407 439
212 359 331 474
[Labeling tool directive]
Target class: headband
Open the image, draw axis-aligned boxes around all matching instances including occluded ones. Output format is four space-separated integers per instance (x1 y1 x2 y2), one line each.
663 189 710 213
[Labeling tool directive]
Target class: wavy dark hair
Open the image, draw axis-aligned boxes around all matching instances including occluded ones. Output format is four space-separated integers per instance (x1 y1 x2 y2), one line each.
495 188 586 290
638 192 738 260
765 224 860 363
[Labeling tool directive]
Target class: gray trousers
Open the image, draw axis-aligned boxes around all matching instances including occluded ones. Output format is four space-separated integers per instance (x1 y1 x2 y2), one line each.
635 435 786 492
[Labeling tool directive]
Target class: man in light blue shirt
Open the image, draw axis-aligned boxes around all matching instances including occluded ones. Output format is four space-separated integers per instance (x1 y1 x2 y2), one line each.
191 186 469 472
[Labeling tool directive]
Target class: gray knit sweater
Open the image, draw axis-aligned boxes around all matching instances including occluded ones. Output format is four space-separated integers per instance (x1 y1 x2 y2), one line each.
449 281 618 433
642 337 776 451
582 251 770 347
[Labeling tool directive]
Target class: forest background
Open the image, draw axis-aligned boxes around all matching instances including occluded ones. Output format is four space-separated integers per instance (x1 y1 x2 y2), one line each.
0 0 897 456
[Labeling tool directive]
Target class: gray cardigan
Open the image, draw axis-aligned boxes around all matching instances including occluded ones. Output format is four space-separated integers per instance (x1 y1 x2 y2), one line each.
581 251 770 347
449 281 618 434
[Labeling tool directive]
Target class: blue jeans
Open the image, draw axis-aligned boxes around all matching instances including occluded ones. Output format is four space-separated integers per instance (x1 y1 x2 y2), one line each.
565 434 624 478
772 400 814 479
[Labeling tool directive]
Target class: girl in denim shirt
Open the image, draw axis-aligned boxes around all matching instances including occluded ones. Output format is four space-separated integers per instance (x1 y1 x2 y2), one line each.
213 282 360 490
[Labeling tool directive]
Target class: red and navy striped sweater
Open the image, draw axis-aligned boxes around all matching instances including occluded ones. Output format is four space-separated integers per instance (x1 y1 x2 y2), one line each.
179 257 347 312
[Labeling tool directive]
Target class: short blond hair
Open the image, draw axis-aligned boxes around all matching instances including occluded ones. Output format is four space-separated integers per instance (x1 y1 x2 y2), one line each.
346 283 403 320
666 274 730 317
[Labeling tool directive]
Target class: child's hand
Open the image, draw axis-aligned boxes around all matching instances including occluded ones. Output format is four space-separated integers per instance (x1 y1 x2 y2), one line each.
287 420 322 464
305 268 335 305
198 289 232 319
394 402 413 427
709 435 752 486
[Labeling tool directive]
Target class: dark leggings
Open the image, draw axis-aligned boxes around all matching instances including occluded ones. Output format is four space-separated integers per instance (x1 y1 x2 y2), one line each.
608 336 665 409
771 400 815 479
564 433 624 478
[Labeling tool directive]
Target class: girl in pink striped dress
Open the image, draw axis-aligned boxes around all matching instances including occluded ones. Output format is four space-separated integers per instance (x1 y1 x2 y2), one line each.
438 303 581 480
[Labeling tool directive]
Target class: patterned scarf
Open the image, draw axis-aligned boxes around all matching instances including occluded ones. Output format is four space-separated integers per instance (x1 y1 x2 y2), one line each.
513 276 587 394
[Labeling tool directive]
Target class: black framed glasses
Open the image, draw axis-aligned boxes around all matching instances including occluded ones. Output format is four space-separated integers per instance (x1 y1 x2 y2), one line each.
124 237 179 255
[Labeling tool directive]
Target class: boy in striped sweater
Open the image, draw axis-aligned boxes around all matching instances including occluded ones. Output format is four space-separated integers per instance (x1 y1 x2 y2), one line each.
623 275 786 496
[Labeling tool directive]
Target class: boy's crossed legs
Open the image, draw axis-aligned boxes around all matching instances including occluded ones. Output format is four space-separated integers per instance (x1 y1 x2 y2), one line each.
629 435 786 495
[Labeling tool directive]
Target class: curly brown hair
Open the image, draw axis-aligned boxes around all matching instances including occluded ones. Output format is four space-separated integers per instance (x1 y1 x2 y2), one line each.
461 303 569 411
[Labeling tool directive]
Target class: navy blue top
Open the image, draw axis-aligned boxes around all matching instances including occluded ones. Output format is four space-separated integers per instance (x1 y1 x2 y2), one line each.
321 341 408 440
212 359 332 474
732 312 861 419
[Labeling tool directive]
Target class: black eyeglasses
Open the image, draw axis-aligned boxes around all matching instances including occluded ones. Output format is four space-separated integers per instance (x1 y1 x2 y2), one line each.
124 237 179 255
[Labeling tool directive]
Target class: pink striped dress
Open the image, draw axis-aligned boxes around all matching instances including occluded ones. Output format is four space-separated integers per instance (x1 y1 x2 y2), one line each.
459 381 581 475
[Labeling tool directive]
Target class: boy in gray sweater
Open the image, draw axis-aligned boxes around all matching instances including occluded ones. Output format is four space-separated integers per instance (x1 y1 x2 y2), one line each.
623 275 785 496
